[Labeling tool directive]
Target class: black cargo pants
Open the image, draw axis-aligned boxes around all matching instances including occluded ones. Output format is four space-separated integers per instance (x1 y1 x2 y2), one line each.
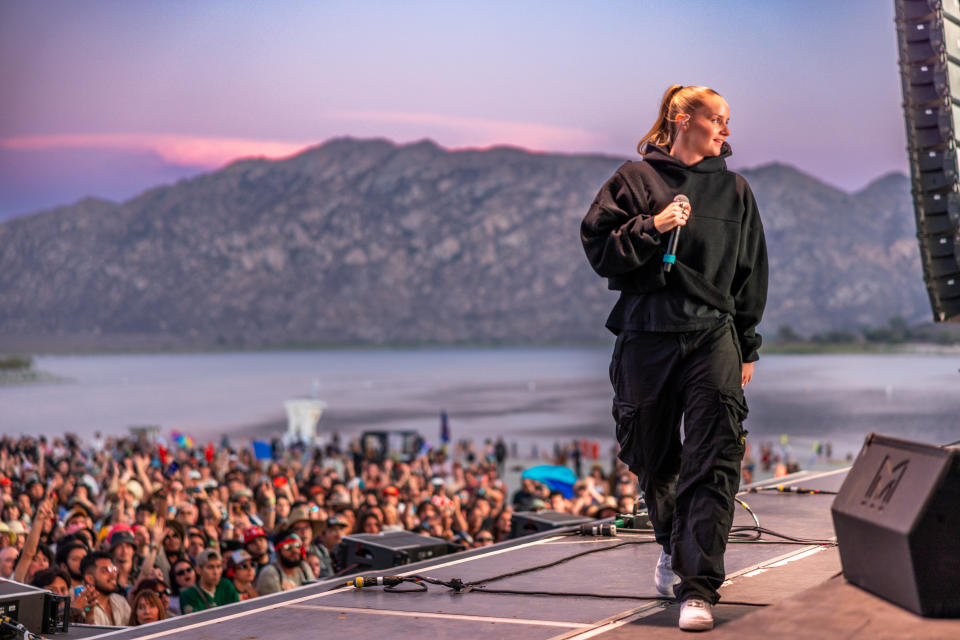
609 318 747 604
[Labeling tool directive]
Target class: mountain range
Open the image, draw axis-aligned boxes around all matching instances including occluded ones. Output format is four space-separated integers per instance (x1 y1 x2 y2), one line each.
0 137 931 352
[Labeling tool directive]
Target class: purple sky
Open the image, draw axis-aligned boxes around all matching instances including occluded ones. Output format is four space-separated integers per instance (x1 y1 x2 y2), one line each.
0 1 906 220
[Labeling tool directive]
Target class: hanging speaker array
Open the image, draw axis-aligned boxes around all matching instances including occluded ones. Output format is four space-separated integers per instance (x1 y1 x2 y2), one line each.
895 0 960 321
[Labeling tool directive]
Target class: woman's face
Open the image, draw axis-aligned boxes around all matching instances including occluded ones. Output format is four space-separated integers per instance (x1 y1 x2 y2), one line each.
679 94 730 159
136 598 160 624
28 552 49 575
276 497 291 520
234 559 256 583
173 562 195 588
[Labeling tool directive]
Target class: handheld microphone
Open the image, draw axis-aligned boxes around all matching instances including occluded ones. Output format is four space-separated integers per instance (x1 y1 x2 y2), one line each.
662 194 689 272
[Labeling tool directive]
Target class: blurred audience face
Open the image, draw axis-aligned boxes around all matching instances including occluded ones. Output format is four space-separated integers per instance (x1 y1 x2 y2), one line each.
198 559 222 589
186 533 205 560
360 515 381 534
278 541 303 569
474 531 494 548
291 521 314 544
162 528 182 553
172 561 196 589
305 554 321 578
177 503 198 526
321 525 345 551
0 547 17 578
245 536 269 558
233 560 256 585
88 558 119 594
46 576 69 596
112 542 135 566
62 547 87 581
132 592 162 625
27 550 49 577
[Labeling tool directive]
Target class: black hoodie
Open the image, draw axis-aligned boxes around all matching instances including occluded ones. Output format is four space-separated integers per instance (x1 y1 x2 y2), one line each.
580 143 768 362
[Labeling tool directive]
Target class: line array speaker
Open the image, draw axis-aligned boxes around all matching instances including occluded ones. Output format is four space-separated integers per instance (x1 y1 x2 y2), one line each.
896 0 960 320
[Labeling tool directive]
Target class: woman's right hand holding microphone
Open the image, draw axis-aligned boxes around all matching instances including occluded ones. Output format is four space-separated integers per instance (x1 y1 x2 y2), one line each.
653 199 691 234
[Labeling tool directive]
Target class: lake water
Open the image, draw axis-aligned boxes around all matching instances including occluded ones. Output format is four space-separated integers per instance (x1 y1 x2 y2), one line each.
2 348 959 462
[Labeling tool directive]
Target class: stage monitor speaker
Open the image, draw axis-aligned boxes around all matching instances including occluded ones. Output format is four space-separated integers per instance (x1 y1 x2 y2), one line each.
0 579 70 637
896 0 960 321
510 510 593 539
342 531 452 571
831 433 960 617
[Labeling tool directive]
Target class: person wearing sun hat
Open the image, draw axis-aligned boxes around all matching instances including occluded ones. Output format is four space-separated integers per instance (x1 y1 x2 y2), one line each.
5 520 27 550
0 522 16 548
254 533 314 596
107 527 138 595
277 504 323 558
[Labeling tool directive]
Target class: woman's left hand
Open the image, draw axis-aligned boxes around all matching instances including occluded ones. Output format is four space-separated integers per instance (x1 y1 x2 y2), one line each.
741 362 754 387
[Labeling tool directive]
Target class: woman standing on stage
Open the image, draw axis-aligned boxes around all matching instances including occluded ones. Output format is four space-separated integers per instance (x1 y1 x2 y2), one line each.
581 85 768 632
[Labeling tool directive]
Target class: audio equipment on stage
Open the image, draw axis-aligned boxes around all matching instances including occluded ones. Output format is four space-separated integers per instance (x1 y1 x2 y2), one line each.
510 510 593 539
342 531 452 571
831 433 960 617
0 579 70 638
894 0 960 322
663 194 689 273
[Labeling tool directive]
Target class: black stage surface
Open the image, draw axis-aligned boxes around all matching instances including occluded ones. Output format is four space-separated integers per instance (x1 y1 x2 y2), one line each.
52 467 960 639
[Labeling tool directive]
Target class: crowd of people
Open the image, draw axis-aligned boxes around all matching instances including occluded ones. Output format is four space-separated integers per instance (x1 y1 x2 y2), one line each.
0 431 637 627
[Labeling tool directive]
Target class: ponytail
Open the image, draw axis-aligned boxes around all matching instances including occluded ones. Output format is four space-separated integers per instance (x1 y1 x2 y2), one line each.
637 84 722 154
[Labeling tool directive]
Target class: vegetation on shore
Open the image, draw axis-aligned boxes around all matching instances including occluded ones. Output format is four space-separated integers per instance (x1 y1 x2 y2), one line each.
0 355 33 370
766 316 960 354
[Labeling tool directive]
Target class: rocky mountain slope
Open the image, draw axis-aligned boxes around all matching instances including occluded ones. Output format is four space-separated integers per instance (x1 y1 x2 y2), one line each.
0 137 930 351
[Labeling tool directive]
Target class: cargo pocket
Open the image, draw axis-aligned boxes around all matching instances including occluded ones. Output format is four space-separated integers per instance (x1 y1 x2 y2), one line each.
719 388 749 458
612 398 643 473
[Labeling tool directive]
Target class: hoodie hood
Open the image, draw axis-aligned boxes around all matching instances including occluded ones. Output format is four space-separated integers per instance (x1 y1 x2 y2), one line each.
641 142 732 173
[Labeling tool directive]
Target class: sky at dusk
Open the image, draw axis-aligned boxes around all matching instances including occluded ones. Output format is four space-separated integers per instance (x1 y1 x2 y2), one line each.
0 1 906 220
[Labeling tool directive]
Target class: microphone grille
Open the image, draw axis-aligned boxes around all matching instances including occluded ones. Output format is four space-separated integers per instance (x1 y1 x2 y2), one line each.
673 194 689 204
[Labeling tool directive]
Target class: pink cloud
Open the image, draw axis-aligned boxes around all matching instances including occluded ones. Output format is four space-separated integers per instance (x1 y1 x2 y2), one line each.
324 110 607 152
0 133 311 168
1 112 610 171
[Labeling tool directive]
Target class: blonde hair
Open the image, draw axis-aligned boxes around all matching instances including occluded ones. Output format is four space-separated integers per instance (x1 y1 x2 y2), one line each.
637 85 722 154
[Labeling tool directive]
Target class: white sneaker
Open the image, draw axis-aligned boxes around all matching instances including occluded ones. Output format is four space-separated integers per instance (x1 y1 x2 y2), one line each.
654 550 681 597
679 598 714 632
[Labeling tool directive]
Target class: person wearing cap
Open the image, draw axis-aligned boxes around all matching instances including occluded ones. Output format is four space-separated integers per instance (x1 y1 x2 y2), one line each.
108 528 138 595
255 533 315 596
178 549 239 614
225 549 258 600
242 525 272 578
316 515 348 578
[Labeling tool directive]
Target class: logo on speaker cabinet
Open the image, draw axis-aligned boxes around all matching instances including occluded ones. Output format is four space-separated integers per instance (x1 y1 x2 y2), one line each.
861 455 908 510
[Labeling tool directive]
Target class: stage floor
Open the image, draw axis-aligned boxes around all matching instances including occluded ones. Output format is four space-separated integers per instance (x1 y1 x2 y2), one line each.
60 466 923 640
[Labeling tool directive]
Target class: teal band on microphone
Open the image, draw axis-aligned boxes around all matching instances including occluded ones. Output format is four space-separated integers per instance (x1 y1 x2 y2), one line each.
663 254 676 264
